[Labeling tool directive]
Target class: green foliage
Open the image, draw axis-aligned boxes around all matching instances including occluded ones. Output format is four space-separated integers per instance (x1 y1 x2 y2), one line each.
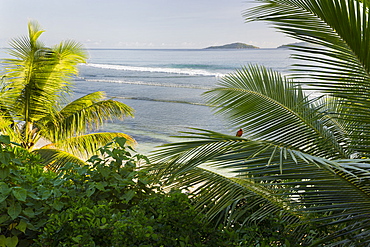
0 21 135 170
150 0 370 245
0 136 58 247
36 137 238 246
0 136 240 246
53 137 154 209
37 192 237 247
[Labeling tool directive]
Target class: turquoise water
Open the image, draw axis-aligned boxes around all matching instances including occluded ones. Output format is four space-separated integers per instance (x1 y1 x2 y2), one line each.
75 48 293 153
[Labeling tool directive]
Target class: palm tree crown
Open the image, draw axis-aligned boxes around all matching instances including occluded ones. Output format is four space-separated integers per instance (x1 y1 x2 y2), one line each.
0 21 135 170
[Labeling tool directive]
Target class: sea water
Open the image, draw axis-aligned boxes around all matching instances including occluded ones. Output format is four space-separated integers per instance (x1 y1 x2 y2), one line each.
0 48 292 154
75 48 293 154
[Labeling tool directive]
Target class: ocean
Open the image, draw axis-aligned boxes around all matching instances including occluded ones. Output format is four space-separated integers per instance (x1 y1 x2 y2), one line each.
75 48 293 154
0 48 293 154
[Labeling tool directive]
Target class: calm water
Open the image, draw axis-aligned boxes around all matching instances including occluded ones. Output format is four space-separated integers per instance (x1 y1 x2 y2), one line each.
75 48 293 153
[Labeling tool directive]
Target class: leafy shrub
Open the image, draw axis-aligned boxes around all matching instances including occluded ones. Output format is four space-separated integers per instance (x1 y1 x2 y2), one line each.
37 192 238 247
0 136 239 246
36 138 238 246
0 135 61 247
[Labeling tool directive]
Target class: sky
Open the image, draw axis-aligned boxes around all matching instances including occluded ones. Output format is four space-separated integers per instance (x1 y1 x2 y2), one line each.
0 0 295 49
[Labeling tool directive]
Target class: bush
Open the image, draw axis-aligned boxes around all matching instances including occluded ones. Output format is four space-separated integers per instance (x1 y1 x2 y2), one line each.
37 192 237 247
0 135 62 247
0 136 239 247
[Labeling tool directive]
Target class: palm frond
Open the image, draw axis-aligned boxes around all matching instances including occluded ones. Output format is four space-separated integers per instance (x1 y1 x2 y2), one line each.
41 96 134 142
151 128 370 244
244 155 370 245
40 132 136 160
1 21 87 123
244 0 370 154
59 91 107 116
32 148 86 172
244 0 370 85
161 166 301 226
205 65 348 159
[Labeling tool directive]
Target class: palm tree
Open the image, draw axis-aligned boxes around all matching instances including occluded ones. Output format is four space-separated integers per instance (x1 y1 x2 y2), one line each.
150 0 370 245
0 21 134 170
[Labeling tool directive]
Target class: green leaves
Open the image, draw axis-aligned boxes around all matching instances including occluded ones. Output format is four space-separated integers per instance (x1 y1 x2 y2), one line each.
0 136 10 145
12 187 27 202
205 65 348 159
7 202 21 220
244 0 370 155
43 92 134 143
0 168 10 180
3 25 85 123
0 21 135 171
150 1 370 244
0 235 18 247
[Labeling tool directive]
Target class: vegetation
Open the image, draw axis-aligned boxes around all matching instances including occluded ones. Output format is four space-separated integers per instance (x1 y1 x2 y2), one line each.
150 0 370 245
205 42 259 49
0 136 240 247
0 21 134 171
1 0 369 245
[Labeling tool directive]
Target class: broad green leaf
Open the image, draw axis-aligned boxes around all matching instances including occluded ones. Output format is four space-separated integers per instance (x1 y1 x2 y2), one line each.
23 207 35 218
0 183 11 195
52 201 64 211
86 187 96 197
121 190 135 202
0 168 10 179
72 235 82 243
100 167 111 178
0 235 5 247
0 136 10 144
27 192 40 200
0 154 10 166
53 179 64 187
95 182 106 191
41 189 53 200
112 173 123 181
15 219 27 233
115 137 127 148
101 217 107 224
0 215 9 224
12 187 27 202
7 202 21 220
0 195 8 204
5 236 18 247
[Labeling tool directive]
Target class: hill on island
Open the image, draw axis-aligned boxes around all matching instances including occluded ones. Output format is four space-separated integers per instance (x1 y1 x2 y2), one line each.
277 42 320 49
205 42 259 49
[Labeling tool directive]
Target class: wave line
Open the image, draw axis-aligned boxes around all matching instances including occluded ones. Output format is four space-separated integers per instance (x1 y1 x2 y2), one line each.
73 90 211 106
82 63 226 77
115 96 210 106
79 78 212 90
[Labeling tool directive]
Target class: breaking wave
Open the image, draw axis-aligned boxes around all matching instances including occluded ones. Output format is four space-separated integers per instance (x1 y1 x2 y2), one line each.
82 63 226 77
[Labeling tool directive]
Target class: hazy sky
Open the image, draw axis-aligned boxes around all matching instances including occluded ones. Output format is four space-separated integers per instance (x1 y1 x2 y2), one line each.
0 0 295 49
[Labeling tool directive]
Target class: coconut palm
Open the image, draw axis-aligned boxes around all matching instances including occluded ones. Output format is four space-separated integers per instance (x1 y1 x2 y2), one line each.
0 21 134 170
150 0 370 245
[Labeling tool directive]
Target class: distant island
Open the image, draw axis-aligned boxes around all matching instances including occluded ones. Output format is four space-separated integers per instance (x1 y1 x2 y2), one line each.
205 42 259 49
277 42 319 49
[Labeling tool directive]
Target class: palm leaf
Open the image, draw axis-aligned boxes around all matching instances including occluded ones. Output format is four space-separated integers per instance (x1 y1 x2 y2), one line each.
33 148 86 172
151 128 370 244
40 94 134 142
204 65 348 159
244 155 370 245
59 91 108 116
40 132 136 161
243 0 370 154
1 21 87 123
160 165 301 224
